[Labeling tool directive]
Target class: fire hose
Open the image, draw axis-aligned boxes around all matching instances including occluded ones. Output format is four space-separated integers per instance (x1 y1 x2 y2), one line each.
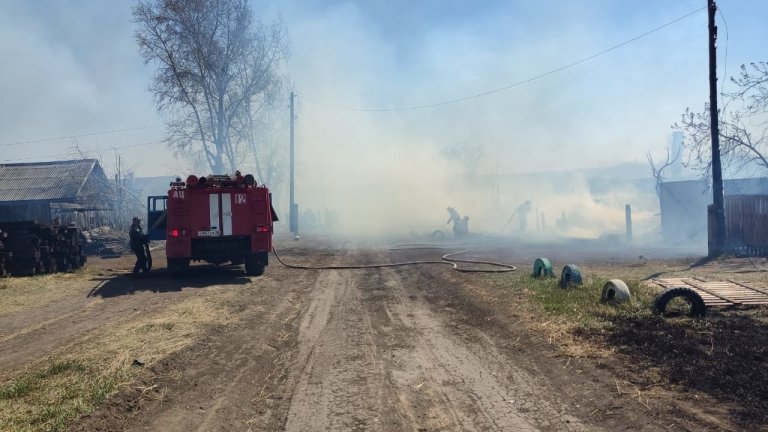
497 207 520 234
271 244 516 273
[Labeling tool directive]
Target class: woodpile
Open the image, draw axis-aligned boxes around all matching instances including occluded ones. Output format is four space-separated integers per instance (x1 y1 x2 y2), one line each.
0 221 87 277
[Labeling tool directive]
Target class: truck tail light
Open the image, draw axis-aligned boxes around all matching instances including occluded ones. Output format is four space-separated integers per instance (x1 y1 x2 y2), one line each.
170 229 180 237
256 226 270 233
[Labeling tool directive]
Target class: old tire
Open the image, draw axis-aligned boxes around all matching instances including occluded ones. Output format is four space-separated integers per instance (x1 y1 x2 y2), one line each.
559 264 582 289
601 279 631 303
652 287 706 317
532 257 554 278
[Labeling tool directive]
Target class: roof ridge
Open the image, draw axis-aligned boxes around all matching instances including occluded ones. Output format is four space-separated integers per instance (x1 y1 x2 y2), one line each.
74 160 97 197
0 159 106 202
0 158 98 168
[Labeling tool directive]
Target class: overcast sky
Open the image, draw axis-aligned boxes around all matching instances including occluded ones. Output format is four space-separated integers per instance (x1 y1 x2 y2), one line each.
0 0 766 179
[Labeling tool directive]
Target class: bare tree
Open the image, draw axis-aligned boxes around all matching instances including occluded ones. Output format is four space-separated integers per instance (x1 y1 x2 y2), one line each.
64 142 143 230
733 62 768 113
242 104 287 190
675 61 768 178
228 67 286 189
133 0 288 174
442 141 484 176
646 147 681 199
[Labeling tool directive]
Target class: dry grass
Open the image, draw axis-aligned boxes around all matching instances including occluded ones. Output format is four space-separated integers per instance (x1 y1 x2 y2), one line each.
490 258 768 427
0 269 94 317
0 291 238 432
487 269 659 358
496 257 768 355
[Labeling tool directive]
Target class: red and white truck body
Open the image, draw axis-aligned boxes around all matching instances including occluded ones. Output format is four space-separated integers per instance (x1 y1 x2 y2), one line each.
148 174 276 276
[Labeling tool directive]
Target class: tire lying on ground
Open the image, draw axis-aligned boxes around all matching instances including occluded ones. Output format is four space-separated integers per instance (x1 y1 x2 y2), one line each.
532 257 554 278
652 287 707 317
601 279 631 303
559 264 582 288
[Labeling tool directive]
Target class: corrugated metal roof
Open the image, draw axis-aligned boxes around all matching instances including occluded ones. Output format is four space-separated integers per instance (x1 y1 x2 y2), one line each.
0 159 99 202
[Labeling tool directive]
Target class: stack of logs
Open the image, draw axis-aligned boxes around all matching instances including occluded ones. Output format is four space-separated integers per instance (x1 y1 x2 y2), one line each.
0 221 87 277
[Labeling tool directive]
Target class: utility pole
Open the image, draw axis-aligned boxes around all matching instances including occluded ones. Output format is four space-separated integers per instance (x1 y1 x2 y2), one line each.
115 151 123 224
708 0 725 257
289 91 299 238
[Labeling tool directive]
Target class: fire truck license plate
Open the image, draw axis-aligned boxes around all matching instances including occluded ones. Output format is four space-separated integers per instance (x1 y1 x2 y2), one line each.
197 230 220 237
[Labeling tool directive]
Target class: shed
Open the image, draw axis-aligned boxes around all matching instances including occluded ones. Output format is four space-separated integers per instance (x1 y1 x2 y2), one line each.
659 178 768 242
0 159 114 224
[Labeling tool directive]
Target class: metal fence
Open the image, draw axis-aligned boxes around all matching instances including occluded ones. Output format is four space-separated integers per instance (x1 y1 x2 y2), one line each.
725 195 768 256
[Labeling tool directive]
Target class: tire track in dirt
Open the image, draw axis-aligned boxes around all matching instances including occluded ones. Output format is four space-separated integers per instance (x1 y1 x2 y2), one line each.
283 250 390 431
71 262 321 432
140 278 306 432
0 282 185 379
281 246 592 431
0 289 93 341
366 249 589 431
356 248 594 431
0 266 254 380
61 241 670 431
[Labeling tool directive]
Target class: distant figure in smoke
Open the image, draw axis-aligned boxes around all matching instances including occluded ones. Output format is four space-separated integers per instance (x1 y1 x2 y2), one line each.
458 216 470 237
517 200 532 232
446 206 468 238
447 206 460 225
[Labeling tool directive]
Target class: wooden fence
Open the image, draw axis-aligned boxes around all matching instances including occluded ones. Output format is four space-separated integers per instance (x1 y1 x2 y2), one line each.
724 195 768 256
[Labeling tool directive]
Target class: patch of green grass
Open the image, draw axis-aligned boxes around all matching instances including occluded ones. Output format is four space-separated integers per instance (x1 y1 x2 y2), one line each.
0 359 130 432
0 361 85 401
44 360 85 377
136 321 176 332
510 271 658 331
0 375 36 399
90 375 120 404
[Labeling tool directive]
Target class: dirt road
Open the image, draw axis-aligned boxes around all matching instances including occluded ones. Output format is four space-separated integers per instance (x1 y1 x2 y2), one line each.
2 240 677 431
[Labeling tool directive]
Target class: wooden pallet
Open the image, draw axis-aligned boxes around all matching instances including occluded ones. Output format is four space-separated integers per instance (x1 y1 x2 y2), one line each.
650 277 768 307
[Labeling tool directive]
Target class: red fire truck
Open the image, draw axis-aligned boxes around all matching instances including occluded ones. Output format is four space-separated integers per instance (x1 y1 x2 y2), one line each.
147 173 277 276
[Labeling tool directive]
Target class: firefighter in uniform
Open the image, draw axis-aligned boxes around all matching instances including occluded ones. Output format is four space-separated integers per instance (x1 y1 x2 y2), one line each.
129 217 148 275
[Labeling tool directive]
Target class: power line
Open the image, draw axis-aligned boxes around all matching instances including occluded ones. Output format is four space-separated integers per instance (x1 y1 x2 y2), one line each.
0 125 161 147
303 6 707 112
0 140 165 163
0 151 83 163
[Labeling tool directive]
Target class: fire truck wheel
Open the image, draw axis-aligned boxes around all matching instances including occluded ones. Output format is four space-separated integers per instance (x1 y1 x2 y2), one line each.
168 258 189 277
245 254 265 276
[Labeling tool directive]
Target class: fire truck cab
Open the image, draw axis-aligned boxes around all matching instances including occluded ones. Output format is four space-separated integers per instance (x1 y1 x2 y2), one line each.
147 173 277 276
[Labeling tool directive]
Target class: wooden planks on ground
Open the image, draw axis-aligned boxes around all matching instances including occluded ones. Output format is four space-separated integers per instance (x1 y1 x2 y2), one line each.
650 277 768 307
